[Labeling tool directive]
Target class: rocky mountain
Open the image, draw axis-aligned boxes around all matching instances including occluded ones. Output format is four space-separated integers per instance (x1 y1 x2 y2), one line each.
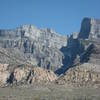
0 17 100 87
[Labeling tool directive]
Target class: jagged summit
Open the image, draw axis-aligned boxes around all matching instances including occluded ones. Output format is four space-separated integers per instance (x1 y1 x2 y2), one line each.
78 17 100 40
0 24 67 71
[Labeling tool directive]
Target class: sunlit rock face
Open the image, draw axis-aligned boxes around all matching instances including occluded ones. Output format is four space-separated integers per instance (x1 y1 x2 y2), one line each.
11 65 57 84
28 67 57 83
0 64 57 86
0 63 10 86
0 25 67 71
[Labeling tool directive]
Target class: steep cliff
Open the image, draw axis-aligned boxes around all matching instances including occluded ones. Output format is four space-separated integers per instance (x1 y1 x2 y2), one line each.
0 25 67 71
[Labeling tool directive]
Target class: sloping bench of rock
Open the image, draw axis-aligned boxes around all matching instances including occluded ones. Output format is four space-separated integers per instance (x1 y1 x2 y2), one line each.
56 63 100 87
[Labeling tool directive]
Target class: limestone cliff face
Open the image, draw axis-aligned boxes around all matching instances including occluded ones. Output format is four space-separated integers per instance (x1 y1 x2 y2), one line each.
1 17 100 74
0 25 67 71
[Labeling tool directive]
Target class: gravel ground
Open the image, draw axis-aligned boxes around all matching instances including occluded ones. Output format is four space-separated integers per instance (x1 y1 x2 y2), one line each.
0 84 100 100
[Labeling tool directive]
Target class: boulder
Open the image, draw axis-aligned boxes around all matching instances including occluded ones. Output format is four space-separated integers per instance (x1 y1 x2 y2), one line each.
0 63 10 86
30 67 57 83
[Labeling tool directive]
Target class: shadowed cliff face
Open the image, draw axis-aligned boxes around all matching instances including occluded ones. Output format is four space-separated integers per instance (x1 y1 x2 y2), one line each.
78 18 91 39
56 17 100 75
55 36 85 75
79 17 100 40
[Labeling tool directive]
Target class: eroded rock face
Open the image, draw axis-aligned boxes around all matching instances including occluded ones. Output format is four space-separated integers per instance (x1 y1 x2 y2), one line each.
57 17 100 86
0 63 57 86
0 64 10 86
56 63 100 87
79 41 100 65
13 66 30 83
56 36 84 74
0 47 28 65
12 65 57 84
29 67 57 83
0 25 67 71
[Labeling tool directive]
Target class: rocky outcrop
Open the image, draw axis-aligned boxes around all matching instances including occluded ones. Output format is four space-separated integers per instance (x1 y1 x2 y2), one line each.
0 63 57 86
56 35 84 74
29 67 57 83
13 65 31 83
13 66 57 84
7 64 57 85
0 64 10 86
56 63 100 87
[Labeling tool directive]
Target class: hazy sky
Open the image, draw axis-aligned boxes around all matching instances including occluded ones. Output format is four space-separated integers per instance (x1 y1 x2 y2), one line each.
0 0 100 35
